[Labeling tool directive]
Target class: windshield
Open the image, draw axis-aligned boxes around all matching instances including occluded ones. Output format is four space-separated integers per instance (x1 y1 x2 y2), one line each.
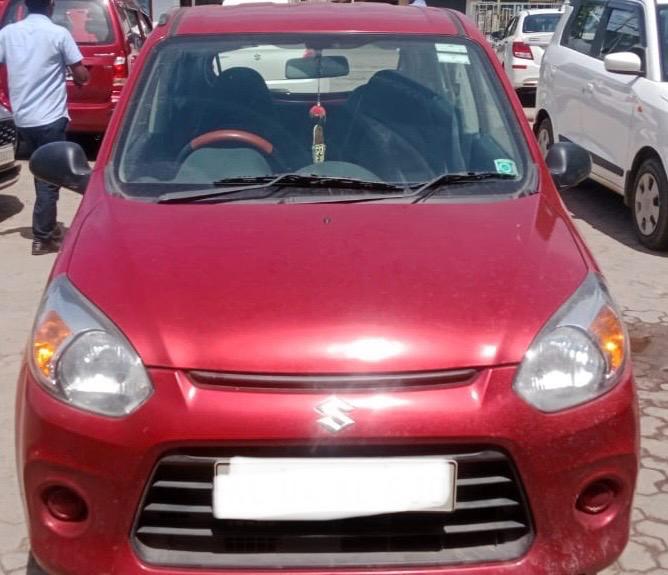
115 34 530 199
522 13 562 33
3 0 114 44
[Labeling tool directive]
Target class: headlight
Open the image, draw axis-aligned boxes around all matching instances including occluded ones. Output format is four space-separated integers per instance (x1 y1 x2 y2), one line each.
514 273 627 412
29 276 152 417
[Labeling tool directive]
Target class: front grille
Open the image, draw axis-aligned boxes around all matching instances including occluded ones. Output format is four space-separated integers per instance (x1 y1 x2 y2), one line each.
133 446 533 568
0 119 16 147
189 369 477 391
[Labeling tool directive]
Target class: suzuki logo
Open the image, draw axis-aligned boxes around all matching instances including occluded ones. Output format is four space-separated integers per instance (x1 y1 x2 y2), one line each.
315 397 355 433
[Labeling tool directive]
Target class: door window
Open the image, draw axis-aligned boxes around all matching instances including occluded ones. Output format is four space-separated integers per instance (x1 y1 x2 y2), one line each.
139 13 152 37
505 17 518 38
600 6 644 56
565 0 605 55
124 8 142 36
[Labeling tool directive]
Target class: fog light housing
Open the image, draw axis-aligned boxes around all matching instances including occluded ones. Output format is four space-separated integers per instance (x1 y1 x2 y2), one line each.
576 479 618 515
43 486 88 522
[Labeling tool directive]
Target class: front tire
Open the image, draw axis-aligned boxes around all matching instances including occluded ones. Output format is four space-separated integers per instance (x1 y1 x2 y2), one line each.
631 157 668 251
535 116 554 158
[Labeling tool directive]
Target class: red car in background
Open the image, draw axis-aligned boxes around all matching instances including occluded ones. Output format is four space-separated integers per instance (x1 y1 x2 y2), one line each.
0 0 151 134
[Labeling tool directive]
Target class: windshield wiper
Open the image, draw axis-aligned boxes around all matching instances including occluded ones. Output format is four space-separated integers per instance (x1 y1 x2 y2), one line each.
410 172 517 204
157 174 406 204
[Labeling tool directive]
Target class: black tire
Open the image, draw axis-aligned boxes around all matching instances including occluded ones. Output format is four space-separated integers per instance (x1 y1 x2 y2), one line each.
631 157 668 251
535 116 554 158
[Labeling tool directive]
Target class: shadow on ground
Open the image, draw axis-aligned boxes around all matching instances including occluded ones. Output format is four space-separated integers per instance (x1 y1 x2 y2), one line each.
0 222 68 241
560 180 668 257
0 194 23 224
517 90 536 109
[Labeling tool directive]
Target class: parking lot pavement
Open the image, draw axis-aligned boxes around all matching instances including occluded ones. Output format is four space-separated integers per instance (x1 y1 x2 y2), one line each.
1 164 667 574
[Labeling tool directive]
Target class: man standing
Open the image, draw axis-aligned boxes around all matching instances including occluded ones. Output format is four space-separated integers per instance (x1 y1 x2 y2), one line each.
0 0 89 255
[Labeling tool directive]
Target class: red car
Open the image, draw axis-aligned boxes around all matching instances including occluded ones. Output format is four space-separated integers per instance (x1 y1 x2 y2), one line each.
20 4 638 574
0 0 151 133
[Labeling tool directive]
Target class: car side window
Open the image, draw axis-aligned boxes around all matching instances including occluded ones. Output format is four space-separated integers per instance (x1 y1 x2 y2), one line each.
599 5 644 56
139 12 152 37
506 17 518 38
124 8 142 36
565 0 606 55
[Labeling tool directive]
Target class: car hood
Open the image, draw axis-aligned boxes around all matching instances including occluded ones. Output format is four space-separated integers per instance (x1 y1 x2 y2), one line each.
68 193 587 373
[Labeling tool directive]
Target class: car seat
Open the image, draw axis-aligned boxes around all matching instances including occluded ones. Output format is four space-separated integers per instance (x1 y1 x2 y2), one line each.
334 70 465 182
201 66 310 170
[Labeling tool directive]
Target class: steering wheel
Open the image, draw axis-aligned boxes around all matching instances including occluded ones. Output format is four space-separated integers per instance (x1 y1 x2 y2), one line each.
177 130 276 165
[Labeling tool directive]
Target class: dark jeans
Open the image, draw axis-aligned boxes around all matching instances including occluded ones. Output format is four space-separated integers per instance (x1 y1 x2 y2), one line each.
18 117 69 242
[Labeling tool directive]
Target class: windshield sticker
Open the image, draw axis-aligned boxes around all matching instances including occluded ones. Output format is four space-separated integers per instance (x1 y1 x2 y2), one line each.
437 53 470 65
494 159 518 176
436 43 468 54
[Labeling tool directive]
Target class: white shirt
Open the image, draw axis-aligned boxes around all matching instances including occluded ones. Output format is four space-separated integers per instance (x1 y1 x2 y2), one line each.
0 14 83 128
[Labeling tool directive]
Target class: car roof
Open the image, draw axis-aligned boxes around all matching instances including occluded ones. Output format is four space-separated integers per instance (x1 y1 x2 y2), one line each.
173 3 466 38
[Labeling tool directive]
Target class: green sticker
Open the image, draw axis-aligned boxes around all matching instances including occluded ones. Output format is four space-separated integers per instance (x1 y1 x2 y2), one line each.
494 159 518 176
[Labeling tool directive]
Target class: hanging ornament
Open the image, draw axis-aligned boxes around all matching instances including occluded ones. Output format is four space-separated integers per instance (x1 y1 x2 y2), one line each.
310 103 327 164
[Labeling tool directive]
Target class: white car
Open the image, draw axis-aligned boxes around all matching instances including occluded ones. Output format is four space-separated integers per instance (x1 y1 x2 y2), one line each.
495 8 564 91
536 0 668 250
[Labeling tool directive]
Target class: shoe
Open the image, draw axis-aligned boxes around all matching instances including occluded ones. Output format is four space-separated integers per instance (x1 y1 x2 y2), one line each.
32 239 61 256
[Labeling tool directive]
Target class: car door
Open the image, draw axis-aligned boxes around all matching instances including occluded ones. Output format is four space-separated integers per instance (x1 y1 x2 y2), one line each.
498 17 519 67
0 0 118 111
543 0 607 145
581 1 645 190
118 5 143 69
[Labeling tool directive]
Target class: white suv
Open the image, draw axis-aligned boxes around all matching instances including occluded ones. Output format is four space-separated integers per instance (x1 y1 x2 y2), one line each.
536 0 668 250
495 8 564 91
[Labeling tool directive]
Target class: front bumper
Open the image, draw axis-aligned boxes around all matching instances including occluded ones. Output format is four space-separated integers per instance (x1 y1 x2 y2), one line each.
16 364 638 575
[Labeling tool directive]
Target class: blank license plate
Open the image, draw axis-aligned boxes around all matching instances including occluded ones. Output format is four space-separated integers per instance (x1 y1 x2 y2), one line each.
0 144 14 167
213 457 457 521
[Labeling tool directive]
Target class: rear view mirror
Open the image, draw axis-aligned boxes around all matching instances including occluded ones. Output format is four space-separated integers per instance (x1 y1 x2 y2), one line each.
604 51 643 75
285 55 350 80
30 141 91 195
545 142 591 191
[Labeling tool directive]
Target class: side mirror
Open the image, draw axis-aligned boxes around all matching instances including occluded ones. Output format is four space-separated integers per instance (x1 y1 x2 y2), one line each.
490 31 503 41
29 141 91 194
545 142 591 191
604 51 643 75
